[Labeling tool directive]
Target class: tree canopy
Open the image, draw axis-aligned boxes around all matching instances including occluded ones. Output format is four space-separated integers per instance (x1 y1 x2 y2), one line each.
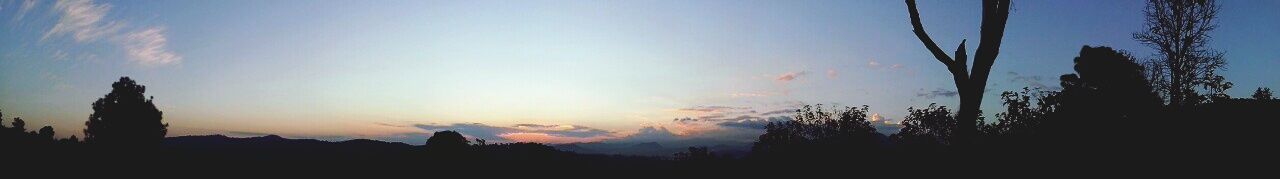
84 77 168 146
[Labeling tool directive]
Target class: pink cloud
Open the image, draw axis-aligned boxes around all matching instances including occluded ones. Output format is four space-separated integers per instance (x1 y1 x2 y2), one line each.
498 132 614 144
414 123 618 144
729 92 770 98
776 71 807 82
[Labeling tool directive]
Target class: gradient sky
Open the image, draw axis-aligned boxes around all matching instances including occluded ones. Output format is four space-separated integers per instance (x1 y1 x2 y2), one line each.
2 0 1277 144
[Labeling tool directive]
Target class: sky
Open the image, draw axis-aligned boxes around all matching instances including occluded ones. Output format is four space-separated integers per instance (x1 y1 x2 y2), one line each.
1 0 1277 145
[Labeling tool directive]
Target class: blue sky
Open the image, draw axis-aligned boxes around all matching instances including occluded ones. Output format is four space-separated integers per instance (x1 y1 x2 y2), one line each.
1 0 1277 144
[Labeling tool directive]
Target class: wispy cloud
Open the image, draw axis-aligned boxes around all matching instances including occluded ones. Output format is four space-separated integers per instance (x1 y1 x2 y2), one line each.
40 0 181 67
717 116 791 129
673 105 775 123
611 126 683 142
44 0 122 42
51 50 69 61
866 58 914 76
661 103 803 140
759 109 796 116
775 71 807 82
510 124 613 138
10 0 38 23
496 132 615 144
121 27 182 66
729 92 771 98
1008 71 1057 90
413 123 617 144
677 105 748 113
916 88 959 99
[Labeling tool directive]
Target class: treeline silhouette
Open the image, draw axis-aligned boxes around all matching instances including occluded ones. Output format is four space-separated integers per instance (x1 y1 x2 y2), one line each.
2 0 1278 173
747 45 1277 164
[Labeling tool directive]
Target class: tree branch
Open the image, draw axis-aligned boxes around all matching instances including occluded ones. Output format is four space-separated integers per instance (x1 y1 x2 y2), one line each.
906 0 958 69
970 0 1010 82
955 39 968 71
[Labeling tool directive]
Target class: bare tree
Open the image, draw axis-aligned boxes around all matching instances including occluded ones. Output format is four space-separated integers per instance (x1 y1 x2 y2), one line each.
1133 0 1227 107
904 0 1011 146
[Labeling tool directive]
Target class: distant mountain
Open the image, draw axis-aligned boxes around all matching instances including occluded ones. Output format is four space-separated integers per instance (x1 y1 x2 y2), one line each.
551 143 597 154
708 144 751 158
152 134 678 169
162 134 420 162
630 142 664 150
164 134 414 149
553 138 753 158
166 134 755 159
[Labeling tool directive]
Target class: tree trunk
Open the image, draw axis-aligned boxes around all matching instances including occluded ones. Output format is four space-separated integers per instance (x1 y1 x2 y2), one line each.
905 0 1010 147
957 82 983 145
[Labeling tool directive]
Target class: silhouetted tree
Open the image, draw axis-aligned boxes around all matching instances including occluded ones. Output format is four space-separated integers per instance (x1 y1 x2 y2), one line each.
1049 46 1163 150
423 130 471 158
0 109 69 152
11 117 25 132
751 119 803 159
891 104 958 149
1063 47 1160 99
983 88 1059 141
750 104 883 160
1134 0 1228 106
65 135 80 144
425 130 469 148
83 77 168 146
38 126 55 141
905 0 1012 146
1194 88 1280 157
1057 46 1162 112
474 138 487 146
1254 87 1273 100
0 110 8 143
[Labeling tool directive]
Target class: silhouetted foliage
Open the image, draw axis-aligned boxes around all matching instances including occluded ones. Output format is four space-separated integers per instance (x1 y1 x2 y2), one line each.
1043 46 1165 152
1061 46 1163 107
982 88 1058 142
424 130 470 149
11 117 25 132
0 107 72 158
3 1 1278 173
904 0 1012 146
750 104 884 161
473 142 565 159
423 130 472 160
1134 0 1228 107
891 104 957 150
84 77 169 146
1254 87 1273 100
65 135 80 143
38 126 55 141
474 138 487 146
